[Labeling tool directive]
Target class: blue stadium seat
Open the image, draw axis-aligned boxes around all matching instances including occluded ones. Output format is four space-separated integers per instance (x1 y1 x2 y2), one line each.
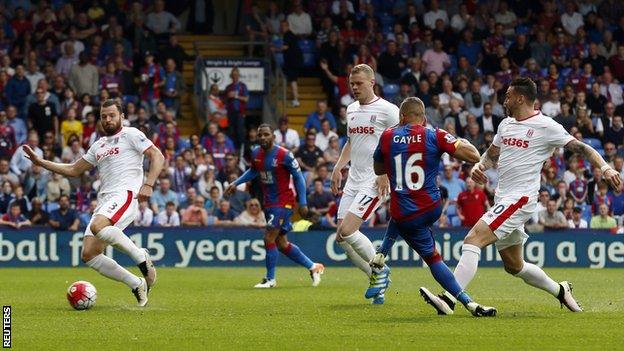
382 83 399 99
247 94 263 110
298 40 317 68
583 138 602 149
596 148 605 157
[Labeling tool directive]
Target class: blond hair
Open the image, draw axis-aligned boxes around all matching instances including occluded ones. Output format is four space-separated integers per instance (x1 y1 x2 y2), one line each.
399 97 426 117
350 64 375 79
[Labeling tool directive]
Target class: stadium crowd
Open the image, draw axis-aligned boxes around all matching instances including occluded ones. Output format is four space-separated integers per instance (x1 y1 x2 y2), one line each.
0 0 622 232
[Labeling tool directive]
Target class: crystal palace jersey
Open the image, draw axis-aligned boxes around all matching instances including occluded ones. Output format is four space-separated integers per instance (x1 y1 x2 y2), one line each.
346 97 399 186
83 127 153 195
374 124 459 222
250 145 306 208
492 112 575 198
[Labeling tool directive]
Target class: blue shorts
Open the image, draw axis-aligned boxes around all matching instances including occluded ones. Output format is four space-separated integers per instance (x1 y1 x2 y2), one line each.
386 204 442 258
265 207 293 234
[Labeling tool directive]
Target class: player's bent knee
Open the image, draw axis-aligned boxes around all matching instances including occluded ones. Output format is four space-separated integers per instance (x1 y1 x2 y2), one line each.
89 216 112 236
504 262 523 275
81 249 98 263
463 221 496 248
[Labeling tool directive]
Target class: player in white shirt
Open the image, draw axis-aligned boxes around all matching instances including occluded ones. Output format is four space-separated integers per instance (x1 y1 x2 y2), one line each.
23 99 165 307
421 78 622 314
330 64 399 304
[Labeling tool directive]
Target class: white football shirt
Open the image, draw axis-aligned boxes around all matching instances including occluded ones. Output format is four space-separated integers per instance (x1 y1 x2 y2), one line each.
83 127 154 195
492 112 575 197
346 96 399 185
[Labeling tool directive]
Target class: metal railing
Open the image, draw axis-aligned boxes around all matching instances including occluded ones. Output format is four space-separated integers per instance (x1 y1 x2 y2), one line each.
192 39 287 127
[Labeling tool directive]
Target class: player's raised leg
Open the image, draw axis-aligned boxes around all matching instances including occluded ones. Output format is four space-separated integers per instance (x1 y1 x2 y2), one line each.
499 244 582 312
256 228 280 288
81 232 148 307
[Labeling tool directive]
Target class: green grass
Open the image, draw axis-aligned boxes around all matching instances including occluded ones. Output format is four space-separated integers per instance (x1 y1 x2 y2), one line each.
1 267 623 350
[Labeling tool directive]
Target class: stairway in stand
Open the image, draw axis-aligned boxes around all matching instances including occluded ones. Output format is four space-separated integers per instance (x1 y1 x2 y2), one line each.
283 77 327 135
175 35 244 136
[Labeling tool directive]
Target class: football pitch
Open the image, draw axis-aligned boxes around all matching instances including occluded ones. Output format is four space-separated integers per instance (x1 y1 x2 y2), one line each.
1 267 622 350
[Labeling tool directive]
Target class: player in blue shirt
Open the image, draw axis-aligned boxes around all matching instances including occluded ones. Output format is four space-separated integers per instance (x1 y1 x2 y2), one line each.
367 97 497 316
225 124 325 288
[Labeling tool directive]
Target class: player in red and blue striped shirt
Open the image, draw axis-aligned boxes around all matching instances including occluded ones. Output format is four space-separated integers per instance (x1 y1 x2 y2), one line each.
368 97 497 317
225 124 325 288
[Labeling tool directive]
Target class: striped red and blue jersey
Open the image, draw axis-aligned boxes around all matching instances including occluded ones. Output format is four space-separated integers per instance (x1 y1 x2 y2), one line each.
373 124 459 222
234 145 307 208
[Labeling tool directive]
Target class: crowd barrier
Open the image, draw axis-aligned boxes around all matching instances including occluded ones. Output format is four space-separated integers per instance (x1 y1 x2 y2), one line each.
0 228 622 268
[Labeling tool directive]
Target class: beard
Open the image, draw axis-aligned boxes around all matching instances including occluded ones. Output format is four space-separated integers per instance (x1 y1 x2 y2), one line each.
103 120 122 135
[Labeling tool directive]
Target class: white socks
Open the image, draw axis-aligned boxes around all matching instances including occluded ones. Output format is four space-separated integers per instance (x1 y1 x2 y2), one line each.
97 226 145 264
86 254 141 289
514 262 560 296
338 230 375 277
454 244 481 289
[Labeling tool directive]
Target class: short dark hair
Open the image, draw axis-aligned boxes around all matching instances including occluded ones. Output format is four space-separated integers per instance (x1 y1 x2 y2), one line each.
258 123 274 132
510 77 537 102
100 99 123 114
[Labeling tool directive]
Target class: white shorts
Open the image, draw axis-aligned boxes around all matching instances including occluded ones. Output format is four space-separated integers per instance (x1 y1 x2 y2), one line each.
337 181 384 220
480 194 536 251
84 190 138 236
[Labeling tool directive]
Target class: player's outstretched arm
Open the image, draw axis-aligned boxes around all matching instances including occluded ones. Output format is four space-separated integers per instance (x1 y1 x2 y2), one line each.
452 139 481 164
330 139 351 195
564 139 622 190
22 145 93 178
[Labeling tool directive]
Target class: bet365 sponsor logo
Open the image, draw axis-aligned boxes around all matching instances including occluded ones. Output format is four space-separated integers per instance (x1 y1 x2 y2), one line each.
2 306 10 348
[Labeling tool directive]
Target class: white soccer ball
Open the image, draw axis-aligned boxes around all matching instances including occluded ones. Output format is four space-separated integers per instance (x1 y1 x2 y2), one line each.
67 281 97 310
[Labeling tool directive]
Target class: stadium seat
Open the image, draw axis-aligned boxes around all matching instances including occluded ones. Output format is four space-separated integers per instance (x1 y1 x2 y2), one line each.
382 84 399 99
247 94 263 110
583 138 602 149
596 148 605 157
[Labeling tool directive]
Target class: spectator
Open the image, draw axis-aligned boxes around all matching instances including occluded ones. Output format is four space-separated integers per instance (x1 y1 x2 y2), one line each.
223 174 251 216
0 158 18 186
134 200 154 227
198 166 223 199
60 109 83 147
28 88 59 143
315 119 338 152
168 155 192 194
590 203 617 229
49 195 79 231
554 102 576 133
162 58 185 114
609 44 624 82
600 72 623 107
569 169 588 205
139 52 165 114
422 39 450 76
206 83 228 128
0 202 30 229
146 0 181 40
541 89 562 118
156 201 181 227
7 106 27 146
0 110 16 158
440 165 465 206
46 173 70 203
212 133 236 172
423 0 448 30
604 116 624 148
538 199 568 230
560 1 584 36
8 185 29 214
323 136 341 170
507 34 531 69
568 207 588 229
187 0 214 34
609 183 624 222
308 178 335 215
456 178 489 227
225 67 249 148
214 199 236 222
296 133 325 174
25 60 45 94
244 3 268 56
234 198 266 228
100 62 123 98
275 20 303 107
287 3 312 37
6 64 30 117
67 51 98 97
305 100 336 133
274 117 300 152
377 40 405 84
150 178 179 214
160 35 195 73
55 42 78 78
27 197 49 225
181 195 209 226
